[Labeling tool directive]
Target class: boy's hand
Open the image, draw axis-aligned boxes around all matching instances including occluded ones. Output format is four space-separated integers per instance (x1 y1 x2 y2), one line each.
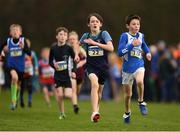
3 46 8 53
19 42 24 49
74 54 80 63
71 72 76 79
132 39 141 46
54 63 59 70
146 53 152 61
84 38 97 46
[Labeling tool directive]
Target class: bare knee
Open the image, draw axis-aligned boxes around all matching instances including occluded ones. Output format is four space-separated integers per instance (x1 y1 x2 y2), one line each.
91 82 99 91
136 81 144 87
57 95 64 101
65 93 72 99
125 92 132 100
124 85 132 99
11 73 18 83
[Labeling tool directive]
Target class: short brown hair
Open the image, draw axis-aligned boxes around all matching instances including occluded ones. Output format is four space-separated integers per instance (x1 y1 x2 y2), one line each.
56 27 68 35
9 24 22 32
87 13 103 24
125 14 141 25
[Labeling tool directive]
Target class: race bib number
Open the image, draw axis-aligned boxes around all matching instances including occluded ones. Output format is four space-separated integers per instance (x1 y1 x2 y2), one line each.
10 50 22 57
56 61 68 71
130 49 142 58
88 46 104 57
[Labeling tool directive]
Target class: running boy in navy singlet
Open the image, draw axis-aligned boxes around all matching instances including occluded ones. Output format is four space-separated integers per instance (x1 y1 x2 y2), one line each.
80 13 114 122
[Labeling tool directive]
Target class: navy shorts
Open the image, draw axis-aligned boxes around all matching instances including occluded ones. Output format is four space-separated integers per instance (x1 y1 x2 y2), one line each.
54 79 72 88
7 67 24 81
86 67 109 85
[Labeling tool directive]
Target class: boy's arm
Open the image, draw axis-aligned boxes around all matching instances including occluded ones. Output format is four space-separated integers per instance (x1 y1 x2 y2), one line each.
23 39 31 56
142 38 151 61
83 31 114 52
70 47 77 72
117 33 133 56
32 51 39 75
49 47 55 69
142 38 150 54
72 43 80 63
0 42 7 54
0 42 8 60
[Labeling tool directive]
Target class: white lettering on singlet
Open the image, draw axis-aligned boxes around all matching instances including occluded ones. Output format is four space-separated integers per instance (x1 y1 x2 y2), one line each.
88 46 104 57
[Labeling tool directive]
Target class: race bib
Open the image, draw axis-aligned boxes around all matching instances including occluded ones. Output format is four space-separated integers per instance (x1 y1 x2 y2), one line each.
130 49 142 58
56 61 68 71
10 50 22 57
88 46 104 57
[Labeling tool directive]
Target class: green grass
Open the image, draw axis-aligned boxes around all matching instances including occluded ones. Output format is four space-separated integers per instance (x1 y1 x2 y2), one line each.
0 90 180 131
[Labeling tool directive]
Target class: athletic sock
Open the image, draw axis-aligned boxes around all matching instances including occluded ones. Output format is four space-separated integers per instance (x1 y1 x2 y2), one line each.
11 84 17 104
73 104 78 108
138 101 144 104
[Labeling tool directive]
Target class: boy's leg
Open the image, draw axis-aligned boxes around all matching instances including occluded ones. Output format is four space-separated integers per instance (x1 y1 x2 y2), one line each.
20 80 25 107
64 88 72 99
71 78 79 114
27 78 33 107
43 86 51 107
56 87 65 117
98 84 104 112
123 84 132 123
122 71 134 123
88 73 101 122
16 83 21 107
89 73 99 113
124 84 132 113
134 68 148 115
134 69 145 102
10 70 18 109
77 80 83 95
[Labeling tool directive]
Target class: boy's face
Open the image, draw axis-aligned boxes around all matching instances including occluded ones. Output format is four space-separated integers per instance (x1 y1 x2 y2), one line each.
41 49 49 60
10 27 22 38
88 16 102 32
56 30 68 44
68 35 78 45
127 19 140 34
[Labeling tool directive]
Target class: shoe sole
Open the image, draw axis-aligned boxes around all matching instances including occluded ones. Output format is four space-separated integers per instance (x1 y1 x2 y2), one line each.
93 114 100 122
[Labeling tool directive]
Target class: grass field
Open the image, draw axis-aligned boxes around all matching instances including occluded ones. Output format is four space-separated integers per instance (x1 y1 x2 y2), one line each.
0 90 180 131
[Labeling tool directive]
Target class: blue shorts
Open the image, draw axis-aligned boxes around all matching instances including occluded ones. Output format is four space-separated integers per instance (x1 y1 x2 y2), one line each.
86 66 109 85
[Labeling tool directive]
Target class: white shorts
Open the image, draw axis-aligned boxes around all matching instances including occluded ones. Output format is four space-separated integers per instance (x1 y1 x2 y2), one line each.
122 67 145 85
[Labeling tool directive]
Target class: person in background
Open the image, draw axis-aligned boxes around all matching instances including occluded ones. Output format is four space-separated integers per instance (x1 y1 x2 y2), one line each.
68 31 86 114
39 47 56 107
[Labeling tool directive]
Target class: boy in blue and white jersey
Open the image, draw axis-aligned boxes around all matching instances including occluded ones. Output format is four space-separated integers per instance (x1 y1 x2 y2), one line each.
80 13 114 122
117 15 151 123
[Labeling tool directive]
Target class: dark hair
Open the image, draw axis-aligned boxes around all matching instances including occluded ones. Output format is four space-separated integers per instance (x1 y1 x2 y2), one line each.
125 14 141 25
56 27 68 35
87 13 103 24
